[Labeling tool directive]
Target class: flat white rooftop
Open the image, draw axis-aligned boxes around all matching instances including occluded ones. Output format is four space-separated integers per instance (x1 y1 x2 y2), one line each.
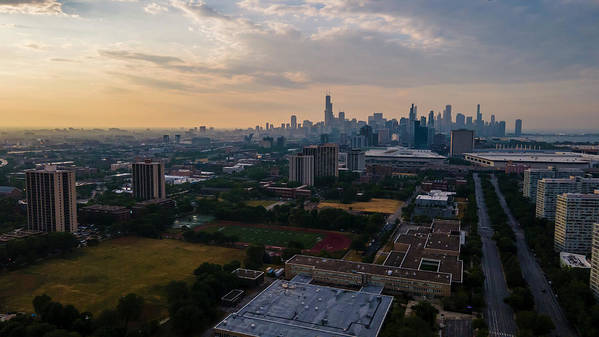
365 147 446 159
465 151 599 164
214 280 393 337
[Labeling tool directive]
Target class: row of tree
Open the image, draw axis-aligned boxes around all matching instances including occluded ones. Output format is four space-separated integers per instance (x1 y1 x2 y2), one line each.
442 177 486 328
497 173 599 337
0 293 153 337
0 232 78 271
194 196 385 235
0 197 26 233
481 174 555 337
165 261 243 336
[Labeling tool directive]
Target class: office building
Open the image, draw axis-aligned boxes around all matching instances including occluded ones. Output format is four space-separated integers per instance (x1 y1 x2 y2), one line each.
443 105 452 132
554 192 599 254
413 121 429 149
455 113 465 129
523 167 583 201
213 280 393 337
428 110 435 128
288 154 314 186
450 129 474 157
464 151 599 169
365 147 446 168
324 94 334 127
515 119 522 137
287 220 463 298
174 134 181 144
132 159 166 201
590 223 599 298
347 149 366 172
536 176 599 220
290 115 297 129
162 135 169 144
25 166 77 233
302 143 339 178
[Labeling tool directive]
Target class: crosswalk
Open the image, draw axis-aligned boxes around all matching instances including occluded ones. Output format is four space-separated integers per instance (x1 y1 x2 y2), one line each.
488 331 516 337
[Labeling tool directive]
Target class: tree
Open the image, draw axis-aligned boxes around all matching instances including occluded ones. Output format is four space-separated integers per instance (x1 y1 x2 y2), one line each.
223 260 241 273
33 294 53 316
411 301 438 327
244 244 265 269
117 293 144 328
166 281 190 304
171 305 204 336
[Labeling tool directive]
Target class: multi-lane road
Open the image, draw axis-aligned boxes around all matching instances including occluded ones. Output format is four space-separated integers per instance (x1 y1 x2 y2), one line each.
491 175 576 337
474 173 517 337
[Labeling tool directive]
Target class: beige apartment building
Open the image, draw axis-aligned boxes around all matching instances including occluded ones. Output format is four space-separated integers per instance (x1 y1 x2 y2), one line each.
25 166 77 233
555 193 599 254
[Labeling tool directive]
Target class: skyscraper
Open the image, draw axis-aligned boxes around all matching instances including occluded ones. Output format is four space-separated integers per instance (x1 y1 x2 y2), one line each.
428 110 435 128
26 166 77 233
409 104 417 122
324 94 334 127
302 143 339 178
515 119 522 137
475 104 483 135
413 121 428 149
132 159 166 201
443 105 452 132
291 115 297 129
455 113 465 129
289 154 314 186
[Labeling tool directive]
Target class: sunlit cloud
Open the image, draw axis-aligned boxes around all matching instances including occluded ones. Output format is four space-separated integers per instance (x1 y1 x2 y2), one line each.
0 0 67 15
0 0 597 129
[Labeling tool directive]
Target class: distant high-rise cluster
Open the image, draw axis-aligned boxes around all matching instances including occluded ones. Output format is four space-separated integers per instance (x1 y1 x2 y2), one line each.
257 94 522 160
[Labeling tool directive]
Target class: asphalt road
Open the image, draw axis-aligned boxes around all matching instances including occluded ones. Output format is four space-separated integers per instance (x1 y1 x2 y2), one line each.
443 319 473 337
491 175 576 337
473 173 517 337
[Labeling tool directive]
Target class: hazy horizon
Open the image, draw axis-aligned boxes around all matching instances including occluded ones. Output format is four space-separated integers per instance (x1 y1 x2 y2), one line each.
1 0 598 130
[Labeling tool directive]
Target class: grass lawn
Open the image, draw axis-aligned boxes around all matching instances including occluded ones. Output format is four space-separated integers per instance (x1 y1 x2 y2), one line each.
0 237 244 317
199 225 322 248
318 198 404 214
343 250 364 262
245 200 277 207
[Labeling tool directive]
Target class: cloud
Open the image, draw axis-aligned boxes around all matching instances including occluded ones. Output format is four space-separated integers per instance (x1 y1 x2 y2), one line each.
170 0 231 21
98 50 184 65
23 42 44 50
144 2 168 15
0 0 66 15
110 72 194 92
50 58 77 62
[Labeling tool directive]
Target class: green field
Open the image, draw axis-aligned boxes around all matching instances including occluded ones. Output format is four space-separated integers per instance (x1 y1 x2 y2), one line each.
245 200 277 207
0 237 245 317
199 225 322 248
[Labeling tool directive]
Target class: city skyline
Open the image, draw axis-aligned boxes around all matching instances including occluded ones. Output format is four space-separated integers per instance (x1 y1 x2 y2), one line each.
1 0 598 130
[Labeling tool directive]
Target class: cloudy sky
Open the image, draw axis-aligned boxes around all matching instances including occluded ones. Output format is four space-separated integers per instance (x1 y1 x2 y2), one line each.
1 0 598 131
